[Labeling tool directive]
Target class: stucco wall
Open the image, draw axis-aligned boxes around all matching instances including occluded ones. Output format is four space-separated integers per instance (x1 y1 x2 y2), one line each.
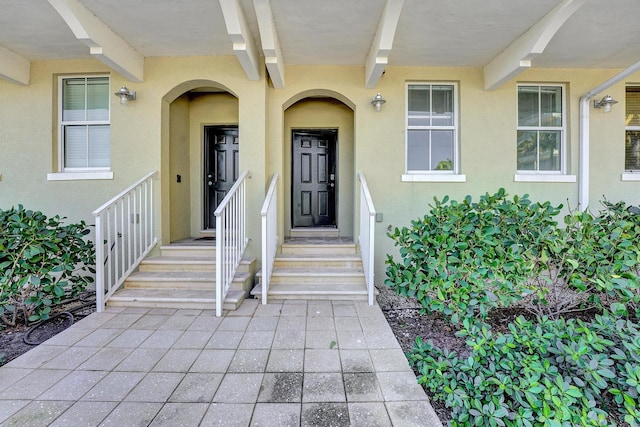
169 94 191 242
1 56 638 284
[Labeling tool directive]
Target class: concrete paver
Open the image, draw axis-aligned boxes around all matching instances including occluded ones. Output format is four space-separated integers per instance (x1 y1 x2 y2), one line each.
0 299 443 426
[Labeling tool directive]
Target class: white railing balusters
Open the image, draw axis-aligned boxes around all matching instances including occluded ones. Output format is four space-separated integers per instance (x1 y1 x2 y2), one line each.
93 170 158 312
215 170 250 317
358 172 376 305
260 174 279 305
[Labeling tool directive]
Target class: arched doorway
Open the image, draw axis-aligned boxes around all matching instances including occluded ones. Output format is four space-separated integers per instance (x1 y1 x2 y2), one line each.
283 96 355 238
161 81 239 243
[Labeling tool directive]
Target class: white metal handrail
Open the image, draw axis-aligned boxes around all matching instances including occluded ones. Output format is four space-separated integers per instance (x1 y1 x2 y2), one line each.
260 173 279 305
214 170 249 316
358 172 376 305
92 170 158 312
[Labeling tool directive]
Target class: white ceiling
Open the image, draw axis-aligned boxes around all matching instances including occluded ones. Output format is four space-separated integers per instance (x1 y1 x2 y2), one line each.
1 0 639 83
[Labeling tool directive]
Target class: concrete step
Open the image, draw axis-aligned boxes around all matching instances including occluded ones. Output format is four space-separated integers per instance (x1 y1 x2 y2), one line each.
139 256 256 274
139 256 215 272
251 283 372 301
107 288 245 310
273 254 363 269
124 271 252 291
281 242 357 255
160 245 216 258
290 228 340 238
262 268 365 285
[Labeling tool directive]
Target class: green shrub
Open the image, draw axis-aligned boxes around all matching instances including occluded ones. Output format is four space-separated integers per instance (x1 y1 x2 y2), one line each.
0 205 95 326
385 190 640 322
408 314 640 427
385 189 561 324
567 201 640 316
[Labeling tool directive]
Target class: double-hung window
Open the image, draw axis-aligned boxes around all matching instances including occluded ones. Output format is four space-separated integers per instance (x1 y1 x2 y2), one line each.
516 84 565 173
404 83 463 181
625 86 640 173
58 76 110 172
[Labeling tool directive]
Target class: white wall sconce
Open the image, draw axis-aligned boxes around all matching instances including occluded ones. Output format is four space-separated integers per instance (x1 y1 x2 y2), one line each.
593 95 618 113
114 86 136 105
371 93 386 112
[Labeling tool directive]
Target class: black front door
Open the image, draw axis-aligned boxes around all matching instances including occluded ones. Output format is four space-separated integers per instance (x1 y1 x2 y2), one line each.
292 129 337 227
204 126 239 229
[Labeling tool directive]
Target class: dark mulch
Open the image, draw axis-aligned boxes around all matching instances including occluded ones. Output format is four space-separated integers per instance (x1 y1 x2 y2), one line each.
0 293 96 367
377 284 634 426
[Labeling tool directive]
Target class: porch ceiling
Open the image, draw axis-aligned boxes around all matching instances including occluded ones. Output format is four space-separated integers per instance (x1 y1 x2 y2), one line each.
1 0 639 87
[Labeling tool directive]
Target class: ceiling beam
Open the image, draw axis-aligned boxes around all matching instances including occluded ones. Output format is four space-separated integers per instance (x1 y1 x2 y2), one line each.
219 0 260 81
253 0 284 88
0 45 30 85
483 0 585 91
365 0 404 89
48 0 143 82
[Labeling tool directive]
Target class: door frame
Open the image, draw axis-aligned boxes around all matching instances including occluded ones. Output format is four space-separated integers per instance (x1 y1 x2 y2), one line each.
290 128 338 228
203 125 239 229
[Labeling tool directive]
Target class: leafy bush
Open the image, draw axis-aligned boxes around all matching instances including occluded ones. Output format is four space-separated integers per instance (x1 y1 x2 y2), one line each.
385 189 561 324
408 314 640 427
385 190 640 322
0 205 95 325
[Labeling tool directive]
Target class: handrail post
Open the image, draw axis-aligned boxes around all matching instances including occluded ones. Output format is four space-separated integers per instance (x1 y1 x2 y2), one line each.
358 172 376 306
261 173 279 305
95 215 105 312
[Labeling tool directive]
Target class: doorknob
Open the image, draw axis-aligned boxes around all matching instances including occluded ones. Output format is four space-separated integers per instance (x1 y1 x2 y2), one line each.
207 174 212 178
208 181 213 186
330 183 335 188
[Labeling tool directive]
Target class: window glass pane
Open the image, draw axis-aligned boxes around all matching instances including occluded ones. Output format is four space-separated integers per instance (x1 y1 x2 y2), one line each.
517 130 537 170
87 77 109 121
539 131 561 171
431 130 454 170
626 88 640 127
88 125 110 167
407 129 430 171
431 86 454 126
540 86 562 127
63 78 86 121
408 85 430 126
626 130 640 170
64 126 87 168
518 86 539 126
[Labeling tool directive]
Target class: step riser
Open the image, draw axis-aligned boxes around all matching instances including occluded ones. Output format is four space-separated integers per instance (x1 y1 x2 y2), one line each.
289 229 340 238
281 246 357 255
125 280 215 290
273 260 362 269
107 300 241 310
160 247 216 257
139 264 215 273
268 276 365 285
259 294 368 301
138 258 255 274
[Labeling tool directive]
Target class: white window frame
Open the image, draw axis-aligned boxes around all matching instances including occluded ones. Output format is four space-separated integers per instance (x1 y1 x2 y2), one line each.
515 83 575 183
402 82 465 183
48 75 113 181
623 85 640 181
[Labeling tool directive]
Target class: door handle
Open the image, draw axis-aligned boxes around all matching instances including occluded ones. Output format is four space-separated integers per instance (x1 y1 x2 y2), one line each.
208 181 213 186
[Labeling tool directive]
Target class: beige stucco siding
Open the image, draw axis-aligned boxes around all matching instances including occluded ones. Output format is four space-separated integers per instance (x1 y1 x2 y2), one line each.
0 56 638 283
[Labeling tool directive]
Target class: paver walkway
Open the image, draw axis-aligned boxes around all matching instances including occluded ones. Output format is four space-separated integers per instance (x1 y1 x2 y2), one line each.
0 299 442 426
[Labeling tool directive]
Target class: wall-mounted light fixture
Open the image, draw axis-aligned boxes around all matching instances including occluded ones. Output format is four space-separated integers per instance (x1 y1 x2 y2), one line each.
593 95 618 113
371 93 386 112
114 86 136 105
